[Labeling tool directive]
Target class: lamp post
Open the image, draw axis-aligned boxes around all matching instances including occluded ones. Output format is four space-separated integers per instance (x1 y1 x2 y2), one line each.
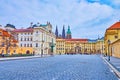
41 33 44 57
108 40 111 61
83 43 85 54
41 40 44 57
50 38 55 56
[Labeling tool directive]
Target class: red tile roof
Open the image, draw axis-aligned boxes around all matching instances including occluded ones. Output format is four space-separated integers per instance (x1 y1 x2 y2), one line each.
107 22 120 30
65 39 88 41
13 29 33 32
13 39 18 43
3 30 11 37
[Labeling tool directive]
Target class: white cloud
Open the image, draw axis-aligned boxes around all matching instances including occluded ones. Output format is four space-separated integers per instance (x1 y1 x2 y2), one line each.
112 0 120 6
0 0 120 39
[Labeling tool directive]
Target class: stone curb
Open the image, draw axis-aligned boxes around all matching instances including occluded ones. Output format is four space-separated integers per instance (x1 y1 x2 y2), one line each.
102 56 120 78
0 55 51 61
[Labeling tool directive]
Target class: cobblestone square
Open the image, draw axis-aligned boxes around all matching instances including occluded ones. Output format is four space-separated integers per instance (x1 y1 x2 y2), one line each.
0 55 118 80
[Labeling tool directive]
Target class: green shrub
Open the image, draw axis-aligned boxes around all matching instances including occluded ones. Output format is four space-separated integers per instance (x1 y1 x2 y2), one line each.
2 54 33 57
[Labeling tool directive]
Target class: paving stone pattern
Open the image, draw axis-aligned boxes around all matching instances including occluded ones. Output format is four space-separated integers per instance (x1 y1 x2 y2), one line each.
0 55 118 80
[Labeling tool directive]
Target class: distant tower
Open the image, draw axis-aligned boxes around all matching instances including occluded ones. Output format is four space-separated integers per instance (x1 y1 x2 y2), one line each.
55 26 58 38
66 25 72 39
62 25 65 39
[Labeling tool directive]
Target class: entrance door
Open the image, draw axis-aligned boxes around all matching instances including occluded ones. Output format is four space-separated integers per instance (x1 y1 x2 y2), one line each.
75 46 81 54
26 50 30 54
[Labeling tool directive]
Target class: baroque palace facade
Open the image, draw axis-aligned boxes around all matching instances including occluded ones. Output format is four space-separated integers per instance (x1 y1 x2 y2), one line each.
0 22 56 55
55 25 104 54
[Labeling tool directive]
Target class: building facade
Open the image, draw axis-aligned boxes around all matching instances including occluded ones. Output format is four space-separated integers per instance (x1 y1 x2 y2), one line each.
55 25 104 55
13 22 56 55
110 39 120 57
56 38 104 54
13 28 33 54
104 21 120 58
0 28 18 55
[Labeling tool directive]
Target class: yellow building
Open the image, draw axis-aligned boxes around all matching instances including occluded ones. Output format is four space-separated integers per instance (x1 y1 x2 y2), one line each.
0 28 18 55
56 39 65 54
95 38 104 54
56 38 90 54
56 38 104 55
65 39 88 54
111 39 120 57
104 21 120 58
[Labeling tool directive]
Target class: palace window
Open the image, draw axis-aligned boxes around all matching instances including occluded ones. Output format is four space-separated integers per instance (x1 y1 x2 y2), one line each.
24 44 26 47
27 44 29 47
36 43 38 47
21 38 23 41
21 44 22 47
14 44 16 47
31 38 32 41
2 42 4 47
24 38 26 41
30 44 32 47
115 35 118 39
27 38 29 41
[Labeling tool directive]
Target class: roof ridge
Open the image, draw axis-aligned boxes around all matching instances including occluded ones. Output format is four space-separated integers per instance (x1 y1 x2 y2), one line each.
107 22 120 30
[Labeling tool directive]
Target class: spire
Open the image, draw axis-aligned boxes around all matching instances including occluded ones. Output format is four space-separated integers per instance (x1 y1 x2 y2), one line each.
67 25 71 34
66 25 72 39
55 26 58 38
62 25 65 39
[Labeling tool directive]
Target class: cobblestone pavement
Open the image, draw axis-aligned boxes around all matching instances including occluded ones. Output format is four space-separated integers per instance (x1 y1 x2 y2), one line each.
0 55 118 80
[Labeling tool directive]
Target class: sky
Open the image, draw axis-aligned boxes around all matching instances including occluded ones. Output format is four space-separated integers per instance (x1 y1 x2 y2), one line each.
0 0 120 39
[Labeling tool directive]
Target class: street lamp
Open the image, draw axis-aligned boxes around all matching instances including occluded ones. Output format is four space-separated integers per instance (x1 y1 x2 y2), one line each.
108 40 111 61
50 38 55 56
41 33 44 57
41 40 44 57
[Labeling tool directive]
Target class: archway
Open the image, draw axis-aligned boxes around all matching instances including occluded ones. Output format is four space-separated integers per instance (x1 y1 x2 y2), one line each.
75 46 81 54
26 50 30 54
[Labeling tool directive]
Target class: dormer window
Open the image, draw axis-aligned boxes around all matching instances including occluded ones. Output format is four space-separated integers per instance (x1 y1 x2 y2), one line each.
36 31 38 34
